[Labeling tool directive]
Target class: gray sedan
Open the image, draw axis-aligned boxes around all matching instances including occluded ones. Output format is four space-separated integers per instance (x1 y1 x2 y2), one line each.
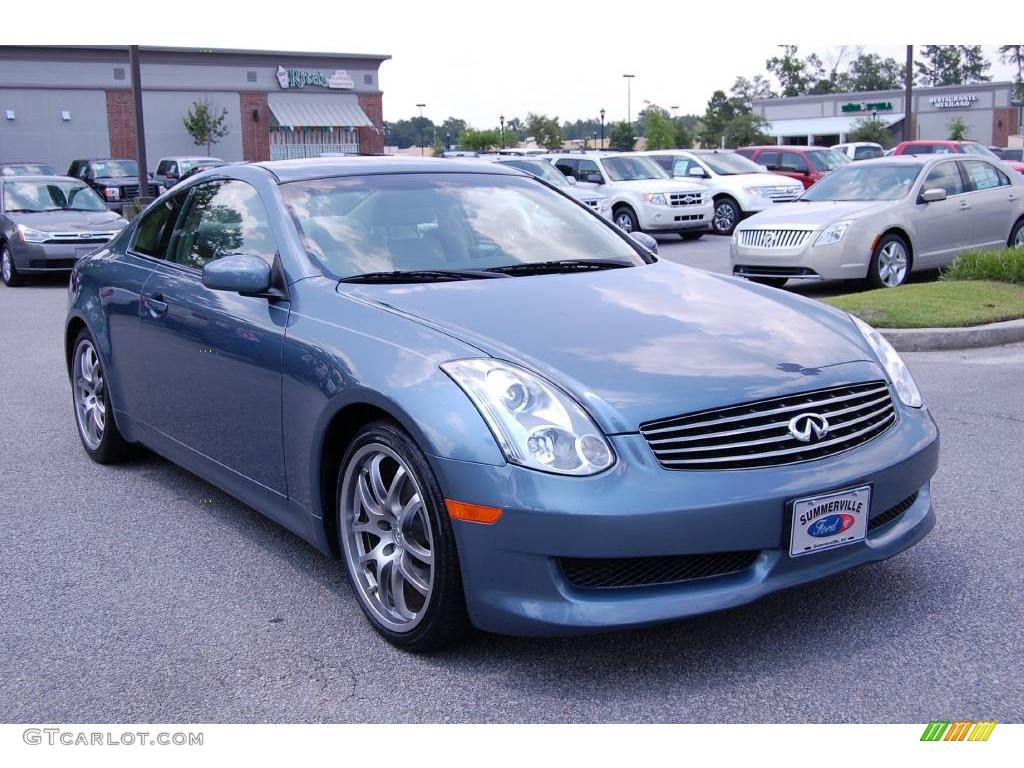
731 155 1024 288
1 176 127 286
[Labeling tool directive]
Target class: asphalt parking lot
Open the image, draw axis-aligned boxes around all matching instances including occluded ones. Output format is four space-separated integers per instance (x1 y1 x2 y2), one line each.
1 274 1022 723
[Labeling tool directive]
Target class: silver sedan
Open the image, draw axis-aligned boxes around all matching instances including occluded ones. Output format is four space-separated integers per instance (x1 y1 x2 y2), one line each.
730 155 1024 288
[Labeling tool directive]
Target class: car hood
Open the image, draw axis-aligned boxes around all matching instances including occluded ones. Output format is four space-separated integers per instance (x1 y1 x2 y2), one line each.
611 179 704 194
729 173 803 189
567 188 605 203
342 261 880 433
738 200 895 230
7 209 125 230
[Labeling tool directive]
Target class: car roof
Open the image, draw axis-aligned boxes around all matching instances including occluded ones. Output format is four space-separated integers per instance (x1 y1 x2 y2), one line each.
1 161 55 166
255 156 525 183
162 155 222 161
0 174 83 183
741 145 834 152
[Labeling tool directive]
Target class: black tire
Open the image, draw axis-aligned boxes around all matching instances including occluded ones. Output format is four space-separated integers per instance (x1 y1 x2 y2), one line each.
336 420 469 651
711 196 741 235
679 231 705 241
612 206 640 233
70 328 134 463
747 277 788 289
1 241 24 287
868 233 911 289
1009 217 1024 248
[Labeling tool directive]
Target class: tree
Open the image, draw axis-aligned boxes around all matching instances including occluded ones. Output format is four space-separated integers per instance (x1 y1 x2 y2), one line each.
766 45 812 97
524 113 564 149
1000 45 1024 102
673 118 694 149
731 75 776 105
640 105 676 149
916 45 991 86
698 90 746 148
183 99 230 155
607 121 634 151
440 117 468 143
458 128 502 153
723 113 770 148
845 53 905 92
847 117 894 148
947 116 969 140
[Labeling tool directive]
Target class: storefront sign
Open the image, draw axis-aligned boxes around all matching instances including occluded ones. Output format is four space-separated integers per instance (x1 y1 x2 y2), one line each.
276 65 354 90
841 101 894 113
929 94 978 109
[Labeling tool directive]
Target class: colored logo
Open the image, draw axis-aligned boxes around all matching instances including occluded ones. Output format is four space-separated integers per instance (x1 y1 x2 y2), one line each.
921 721 997 742
788 412 830 443
807 513 855 537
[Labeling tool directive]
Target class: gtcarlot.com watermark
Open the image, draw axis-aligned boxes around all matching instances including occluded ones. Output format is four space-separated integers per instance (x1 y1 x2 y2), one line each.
23 728 203 747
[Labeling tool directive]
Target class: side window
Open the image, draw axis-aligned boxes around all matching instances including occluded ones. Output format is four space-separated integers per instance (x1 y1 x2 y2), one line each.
169 180 278 270
672 158 694 177
780 152 807 172
854 146 882 161
962 160 1009 191
576 159 600 181
758 151 780 169
905 144 931 155
554 159 578 179
156 161 169 175
649 155 673 173
923 162 966 196
132 191 189 258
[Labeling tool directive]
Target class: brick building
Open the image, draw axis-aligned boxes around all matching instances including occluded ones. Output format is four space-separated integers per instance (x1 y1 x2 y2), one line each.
0 46 390 172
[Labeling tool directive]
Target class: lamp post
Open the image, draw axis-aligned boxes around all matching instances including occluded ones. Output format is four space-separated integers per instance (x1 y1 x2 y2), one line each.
599 108 605 149
499 114 505 149
623 74 635 150
592 131 597 152
416 103 426 155
445 132 451 152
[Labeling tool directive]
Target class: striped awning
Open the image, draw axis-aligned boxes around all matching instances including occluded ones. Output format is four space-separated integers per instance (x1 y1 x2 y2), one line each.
267 93 373 129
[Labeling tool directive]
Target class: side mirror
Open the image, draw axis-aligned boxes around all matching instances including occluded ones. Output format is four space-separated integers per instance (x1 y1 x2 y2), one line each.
202 254 272 294
630 232 658 254
919 188 947 203
687 166 707 178
565 175 577 185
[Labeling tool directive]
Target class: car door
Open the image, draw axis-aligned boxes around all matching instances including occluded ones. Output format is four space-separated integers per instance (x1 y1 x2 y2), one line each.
135 178 289 494
913 160 972 266
960 160 1016 250
780 151 812 187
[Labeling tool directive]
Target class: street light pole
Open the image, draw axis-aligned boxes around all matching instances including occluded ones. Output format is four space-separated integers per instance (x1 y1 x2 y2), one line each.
904 45 914 142
128 45 150 206
623 74 635 150
599 108 605 149
499 114 505 149
416 103 426 155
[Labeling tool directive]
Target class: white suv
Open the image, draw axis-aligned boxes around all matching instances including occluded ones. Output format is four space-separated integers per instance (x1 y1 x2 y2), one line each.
639 149 803 235
545 152 712 239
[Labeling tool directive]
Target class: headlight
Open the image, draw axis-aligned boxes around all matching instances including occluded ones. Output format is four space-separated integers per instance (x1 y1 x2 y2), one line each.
815 219 853 246
17 224 51 243
103 187 120 201
851 315 922 408
642 193 668 206
442 358 615 476
743 186 772 197
598 198 611 213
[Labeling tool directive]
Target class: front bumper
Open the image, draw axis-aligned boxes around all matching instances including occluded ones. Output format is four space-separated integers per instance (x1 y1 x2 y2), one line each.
8 240 109 274
730 228 876 282
431 402 939 636
639 201 713 232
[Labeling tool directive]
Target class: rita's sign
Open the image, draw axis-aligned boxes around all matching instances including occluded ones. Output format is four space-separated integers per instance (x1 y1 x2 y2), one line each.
276 66 354 90
841 101 894 114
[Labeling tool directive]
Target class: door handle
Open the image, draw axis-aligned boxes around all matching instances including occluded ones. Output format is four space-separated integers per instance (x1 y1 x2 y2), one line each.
1009 194 1018 202
959 200 971 210
144 292 168 317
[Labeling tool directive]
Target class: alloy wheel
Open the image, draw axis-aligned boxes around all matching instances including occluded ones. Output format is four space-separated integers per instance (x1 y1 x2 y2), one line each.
615 212 635 232
340 444 434 633
876 241 908 287
1015 226 1024 247
713 201 737 234
1 247 11 284
73 339 106 450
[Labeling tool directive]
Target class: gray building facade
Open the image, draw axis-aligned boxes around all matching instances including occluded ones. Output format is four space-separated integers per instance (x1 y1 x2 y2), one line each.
752 81 1021 147
0 46 390 173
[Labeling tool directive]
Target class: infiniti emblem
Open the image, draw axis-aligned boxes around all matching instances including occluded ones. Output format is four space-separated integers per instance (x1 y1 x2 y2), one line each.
788 413 829 443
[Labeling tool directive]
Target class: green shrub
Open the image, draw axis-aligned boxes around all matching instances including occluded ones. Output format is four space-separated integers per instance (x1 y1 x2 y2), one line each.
942 248 1024 285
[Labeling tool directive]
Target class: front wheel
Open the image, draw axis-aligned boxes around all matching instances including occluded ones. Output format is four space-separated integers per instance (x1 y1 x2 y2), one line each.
1010 217 1024 248
1 242 23 287
613 206 640 233
337 421 469 651
711 197 741 235
868 234 910 288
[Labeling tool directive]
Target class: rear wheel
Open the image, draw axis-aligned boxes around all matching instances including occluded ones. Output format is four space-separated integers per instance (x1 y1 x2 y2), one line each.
1010 218 1024 248
71 329 133 463
747 277 788 289
337 421 469 651
711 197 741 235
868 234 910 288
1 242 24 287
613 206 639 233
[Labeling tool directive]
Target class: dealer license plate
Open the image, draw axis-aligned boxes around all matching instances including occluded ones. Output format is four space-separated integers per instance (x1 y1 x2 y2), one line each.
789 485 871 558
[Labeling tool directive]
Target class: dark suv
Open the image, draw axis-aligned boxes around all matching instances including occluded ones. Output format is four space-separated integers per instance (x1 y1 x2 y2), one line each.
66 159 159 214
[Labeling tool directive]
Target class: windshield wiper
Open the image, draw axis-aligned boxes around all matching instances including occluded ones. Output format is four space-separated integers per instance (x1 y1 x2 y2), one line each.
4 208 40 213
485 259 636 276
339 268 509 284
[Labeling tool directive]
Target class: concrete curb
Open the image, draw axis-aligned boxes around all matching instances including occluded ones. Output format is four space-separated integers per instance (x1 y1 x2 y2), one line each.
882 318 1024 352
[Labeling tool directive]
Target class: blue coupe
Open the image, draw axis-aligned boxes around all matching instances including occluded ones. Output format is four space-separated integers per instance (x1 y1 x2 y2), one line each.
65 158 938 650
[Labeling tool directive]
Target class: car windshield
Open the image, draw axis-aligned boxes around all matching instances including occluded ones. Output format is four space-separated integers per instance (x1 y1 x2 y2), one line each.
1 163 58 176
697 152 766 175
281 173 643 279
801 163 922 202
806 150 849 171
961 143 999 159
601 156 669 181
91 160 137 178
3 180 108 212
499 159 569 188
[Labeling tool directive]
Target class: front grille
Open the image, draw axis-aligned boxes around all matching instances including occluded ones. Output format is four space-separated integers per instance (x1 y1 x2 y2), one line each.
583 199 599 209
738 229 812 249
640 380 896 471
29 258 77 269
763 186 801 202
868 492 918 531
673 213 705 222
561 550 759 589
118 183 159 198
734 266 820 278
46 233 116 245
669 192 704 207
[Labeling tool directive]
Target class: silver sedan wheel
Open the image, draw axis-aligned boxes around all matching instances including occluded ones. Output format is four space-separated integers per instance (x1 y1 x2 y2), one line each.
1015 226 1024 247
73 339 106 451
1 246 11 284
614 211 635 232
340 444 434 633
876 240 908 287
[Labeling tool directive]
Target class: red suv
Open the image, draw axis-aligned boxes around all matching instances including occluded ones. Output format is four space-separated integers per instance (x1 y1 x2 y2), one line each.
892 140 1024 174
735 145 848 188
